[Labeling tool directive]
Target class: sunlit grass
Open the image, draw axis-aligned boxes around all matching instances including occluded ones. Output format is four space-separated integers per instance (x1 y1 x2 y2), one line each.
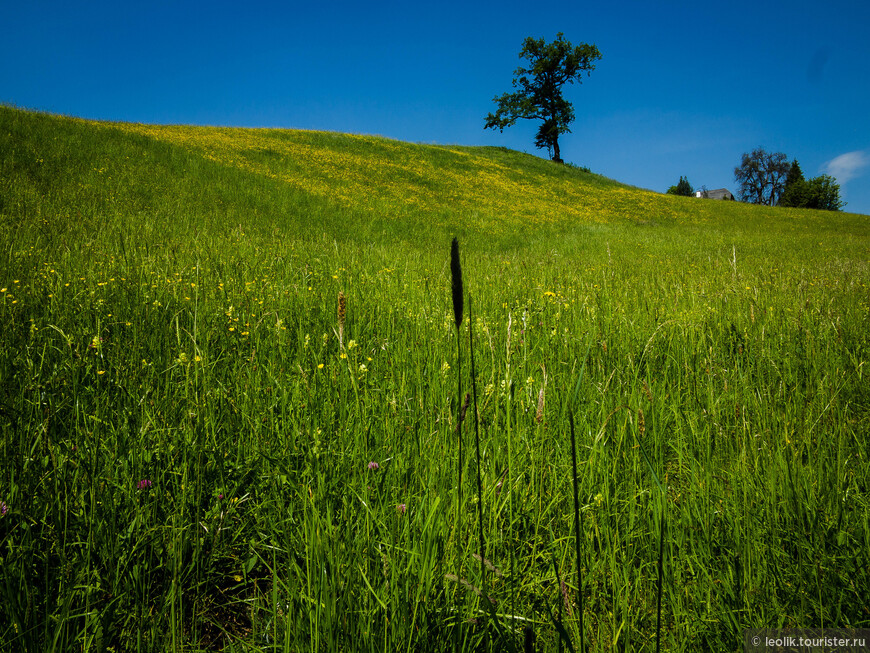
1 105 869 651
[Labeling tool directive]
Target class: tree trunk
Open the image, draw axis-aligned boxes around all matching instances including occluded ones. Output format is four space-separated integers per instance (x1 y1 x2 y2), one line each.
552 137 562 164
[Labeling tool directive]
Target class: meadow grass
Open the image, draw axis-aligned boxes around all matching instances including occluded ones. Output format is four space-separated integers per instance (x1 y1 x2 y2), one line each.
1 105 869 651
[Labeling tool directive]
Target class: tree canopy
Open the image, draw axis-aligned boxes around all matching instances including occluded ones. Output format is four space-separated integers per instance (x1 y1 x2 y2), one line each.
484 33 601 163
734 147 790 206
736 151 845 211
779 159 845 211
666 176 694 196
804 175 846 211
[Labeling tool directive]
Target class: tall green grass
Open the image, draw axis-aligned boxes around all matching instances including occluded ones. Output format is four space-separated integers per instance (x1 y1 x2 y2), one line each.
1 106 869 651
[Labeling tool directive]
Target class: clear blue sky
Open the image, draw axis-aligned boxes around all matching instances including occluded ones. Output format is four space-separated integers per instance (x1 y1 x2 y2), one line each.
3 0 869 215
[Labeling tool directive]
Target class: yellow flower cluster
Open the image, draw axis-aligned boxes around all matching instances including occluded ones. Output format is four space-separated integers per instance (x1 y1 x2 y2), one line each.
96 121 677 233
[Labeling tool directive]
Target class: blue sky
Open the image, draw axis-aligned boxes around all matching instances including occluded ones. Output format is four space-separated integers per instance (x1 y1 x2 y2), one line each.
3 0 869 215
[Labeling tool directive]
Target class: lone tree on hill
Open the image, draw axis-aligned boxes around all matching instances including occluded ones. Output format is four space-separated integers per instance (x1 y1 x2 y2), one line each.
734 147 790 205
485 33 601 163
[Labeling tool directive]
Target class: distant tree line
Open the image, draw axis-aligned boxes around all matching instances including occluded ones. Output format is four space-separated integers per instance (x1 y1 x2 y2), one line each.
777 159 844 211
734 147 844 211
667 148 845 211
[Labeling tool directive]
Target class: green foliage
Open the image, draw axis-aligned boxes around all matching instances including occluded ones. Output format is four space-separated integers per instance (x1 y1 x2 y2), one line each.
1 106 870 652
805 173 846 210
564 161 591 173
484 33 601 163
666 176 694 196
780 162 845 211
734 147 790 205
784 158 804 189
779 159 806 208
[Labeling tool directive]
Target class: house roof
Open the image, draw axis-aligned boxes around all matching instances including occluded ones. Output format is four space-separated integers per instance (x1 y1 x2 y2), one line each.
696 188 734 199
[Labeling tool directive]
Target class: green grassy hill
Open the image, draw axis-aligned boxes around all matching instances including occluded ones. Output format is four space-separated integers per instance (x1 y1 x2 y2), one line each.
1 106 869 652
4 105 868 251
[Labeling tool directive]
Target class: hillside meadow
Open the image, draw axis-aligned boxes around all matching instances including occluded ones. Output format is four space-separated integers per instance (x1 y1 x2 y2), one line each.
1 105 869 651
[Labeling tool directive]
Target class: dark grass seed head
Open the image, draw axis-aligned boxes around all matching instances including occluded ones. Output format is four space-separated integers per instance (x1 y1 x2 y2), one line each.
450 237 463 329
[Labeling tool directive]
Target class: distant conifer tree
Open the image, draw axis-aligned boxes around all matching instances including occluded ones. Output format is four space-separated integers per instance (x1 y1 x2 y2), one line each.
666 176 694 196
779 159 806 207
